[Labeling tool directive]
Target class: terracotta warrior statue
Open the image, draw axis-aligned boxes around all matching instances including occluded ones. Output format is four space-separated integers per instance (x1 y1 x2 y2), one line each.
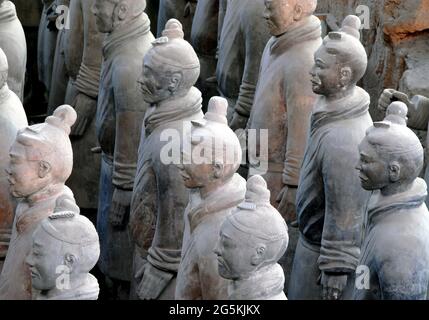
247 0 321 291
175 97 246 300
157 0 196 41
0 48 28 272
130 19 204 300
217 0 270 129
288 16 373 300
354 102 429 300
248 0 321 220
378 88 429 207
63 0 104 220
191 0 219 111
92 0 154 298
0 105 77 300
27 198 100 300
215 175 289 300
0 0 26 101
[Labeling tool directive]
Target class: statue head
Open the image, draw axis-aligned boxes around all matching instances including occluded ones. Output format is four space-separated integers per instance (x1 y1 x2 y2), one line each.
6 105 76 199
92 0 147 33
214 175 288 280
0 48 8 90
177 97 242 194
263 0 317 36
138 19 200 104
357 102 423 193
310 15 367 98
26 197 100 293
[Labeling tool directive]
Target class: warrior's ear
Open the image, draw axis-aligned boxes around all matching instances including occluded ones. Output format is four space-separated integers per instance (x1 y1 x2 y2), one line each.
293 4 303 21
251 244 267 266
388 161 401 182
213 162 224 179
339 66 352 88
117 1 130 21
38 161 52 179
168 72 183 94
64 253 77 271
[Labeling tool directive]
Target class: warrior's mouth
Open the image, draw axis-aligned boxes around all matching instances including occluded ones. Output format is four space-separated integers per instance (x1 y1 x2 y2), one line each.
311 79 321 86
359 174 369 182
180 172 191 181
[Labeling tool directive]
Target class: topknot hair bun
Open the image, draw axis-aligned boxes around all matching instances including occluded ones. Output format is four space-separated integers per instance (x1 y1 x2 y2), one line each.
45 105 77 135
245 175 271 204
162 19 185 40
340 15 361 40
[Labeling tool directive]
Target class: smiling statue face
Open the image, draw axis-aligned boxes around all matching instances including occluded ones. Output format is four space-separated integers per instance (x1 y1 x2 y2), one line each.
92 0 116 33
263 0 296 36
26 228 64 291
310 46 343 96
356 138 390 191
7 143 50 199
214 222 258 280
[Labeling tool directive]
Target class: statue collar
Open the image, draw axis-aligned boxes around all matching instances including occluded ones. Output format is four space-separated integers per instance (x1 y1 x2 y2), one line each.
367 178 428 228
0 1 17 23
269 15 321 55
228 263 286 300
144 87 203 135
103 12 151 59
311 86 370 133
188 173 246 233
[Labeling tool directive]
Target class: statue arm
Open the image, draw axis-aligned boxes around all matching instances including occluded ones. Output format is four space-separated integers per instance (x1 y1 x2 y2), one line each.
64 0 84 79
377 240 429 300
112 60 147 191
74 0 103 99
408 95 429 131
283 72 316 187
233 8 268 119
318 137 367 275
217 0 228 58
130 160 158 252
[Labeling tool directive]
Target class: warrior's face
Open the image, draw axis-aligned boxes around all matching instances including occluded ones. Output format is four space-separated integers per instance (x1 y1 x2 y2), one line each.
138 52 182 104
356 138 390 191
92 0 116 33
214 222 262 281
176 159 215 190
177 131 224 190
6 143 52 199
310 46 346 97
26 228 64 291
263 0 296 36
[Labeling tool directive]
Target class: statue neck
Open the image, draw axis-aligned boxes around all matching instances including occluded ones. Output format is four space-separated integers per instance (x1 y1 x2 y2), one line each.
26 183 64 206
200 177 231 199
324 85 356 104
230 263 285 300
380 180 415 197
42 273 91 300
